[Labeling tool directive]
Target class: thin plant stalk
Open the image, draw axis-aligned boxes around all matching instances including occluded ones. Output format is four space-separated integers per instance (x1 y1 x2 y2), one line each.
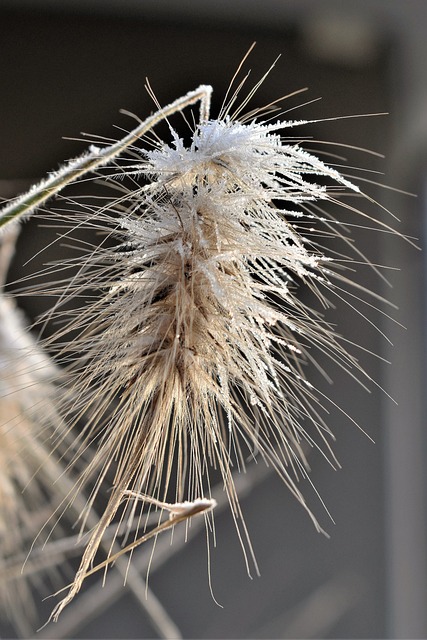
0 85 212 229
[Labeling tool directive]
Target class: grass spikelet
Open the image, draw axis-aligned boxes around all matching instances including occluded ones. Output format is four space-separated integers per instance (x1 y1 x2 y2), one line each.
0 52 399 621
0 230 71 635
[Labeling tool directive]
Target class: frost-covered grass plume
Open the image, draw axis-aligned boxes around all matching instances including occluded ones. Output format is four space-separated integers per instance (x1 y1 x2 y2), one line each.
0 48 399 624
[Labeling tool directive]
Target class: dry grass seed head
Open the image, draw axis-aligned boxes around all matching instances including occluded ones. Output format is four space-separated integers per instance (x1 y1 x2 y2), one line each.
0 291 73 635
4 56 399 620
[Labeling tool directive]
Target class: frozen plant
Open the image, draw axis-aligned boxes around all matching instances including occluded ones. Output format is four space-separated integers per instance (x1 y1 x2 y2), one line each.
0 49 399 622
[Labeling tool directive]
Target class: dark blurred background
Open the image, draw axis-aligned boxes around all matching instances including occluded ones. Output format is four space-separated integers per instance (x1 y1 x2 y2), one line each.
0 1 426 638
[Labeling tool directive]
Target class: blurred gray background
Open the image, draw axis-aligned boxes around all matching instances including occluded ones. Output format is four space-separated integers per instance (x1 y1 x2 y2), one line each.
0 1 426 638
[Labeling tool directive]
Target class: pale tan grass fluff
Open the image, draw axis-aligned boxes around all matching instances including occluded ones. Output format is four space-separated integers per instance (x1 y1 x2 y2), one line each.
0 52 399 622
0 291 68 634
